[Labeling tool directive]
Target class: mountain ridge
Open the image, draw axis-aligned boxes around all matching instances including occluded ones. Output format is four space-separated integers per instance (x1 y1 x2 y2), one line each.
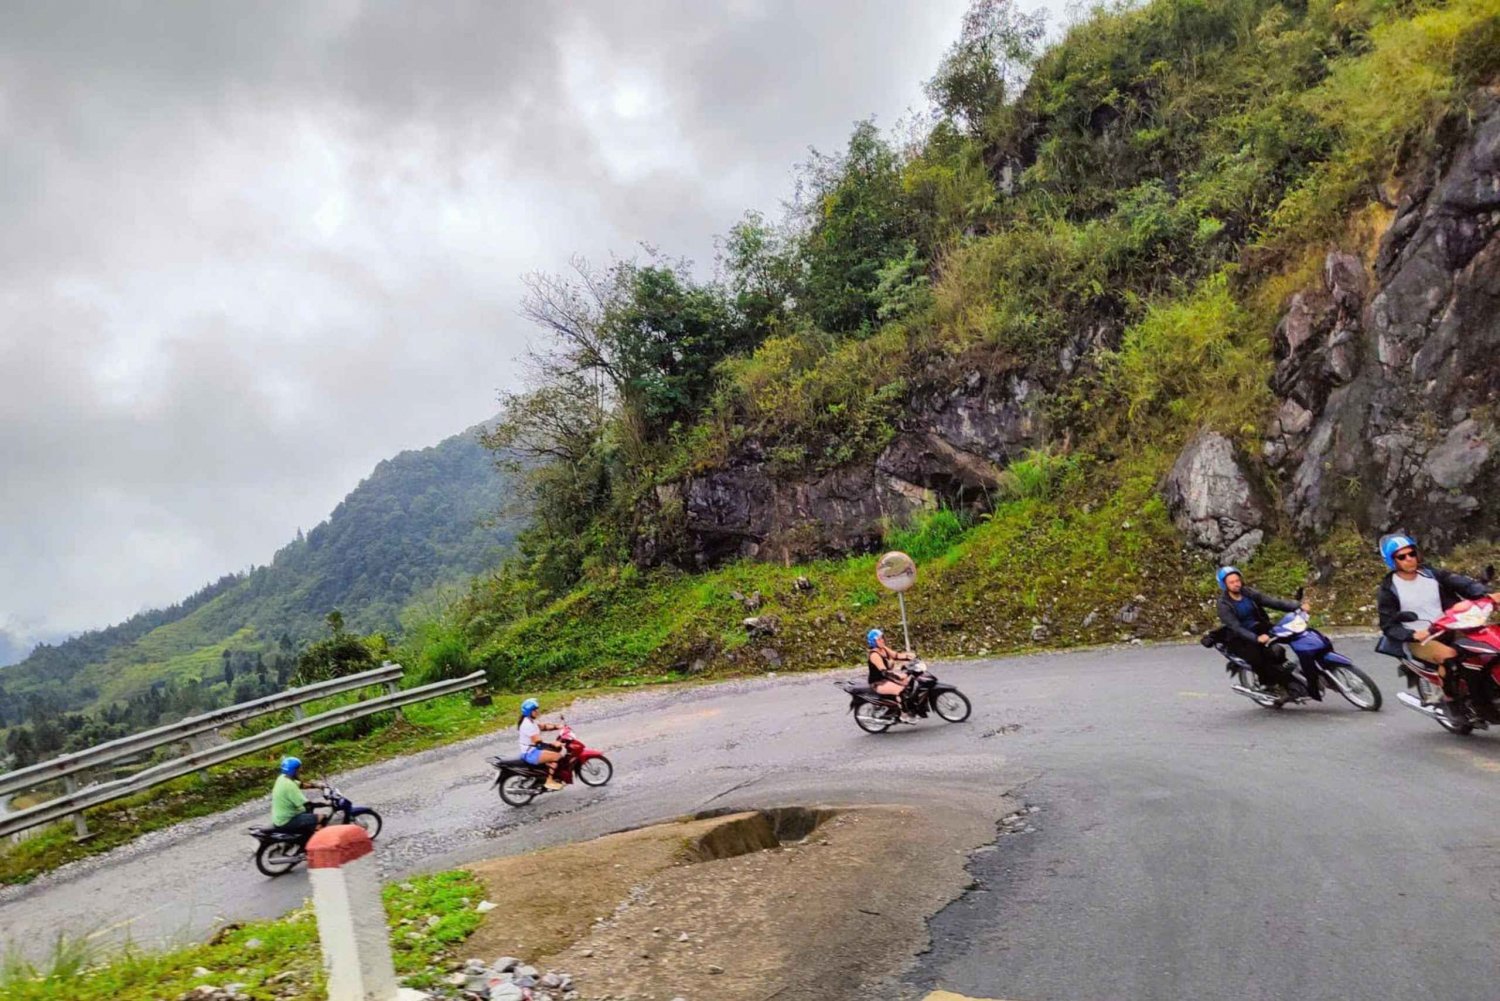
0 421 519 736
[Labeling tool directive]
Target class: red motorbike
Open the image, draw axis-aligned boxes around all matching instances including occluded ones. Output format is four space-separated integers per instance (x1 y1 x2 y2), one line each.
487 720 614 806
1384 581 1500 735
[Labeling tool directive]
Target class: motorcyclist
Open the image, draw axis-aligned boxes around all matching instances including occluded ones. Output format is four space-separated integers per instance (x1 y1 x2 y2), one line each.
517 698 565 790
1215 567 1311 697
1376 534 1495 721
866 628 918 724
270 756 324 846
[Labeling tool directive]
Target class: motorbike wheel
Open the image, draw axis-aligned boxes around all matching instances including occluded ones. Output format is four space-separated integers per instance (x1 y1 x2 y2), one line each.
498 773 543 806
932 690 972 723
350 809 383 839
255 840 303 877
577 757 613 787
1326 664 1382 711
854 701 897 733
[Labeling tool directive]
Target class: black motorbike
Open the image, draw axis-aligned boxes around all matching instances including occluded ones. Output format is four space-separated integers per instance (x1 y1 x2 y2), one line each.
837 658 972 733
248 783 381 877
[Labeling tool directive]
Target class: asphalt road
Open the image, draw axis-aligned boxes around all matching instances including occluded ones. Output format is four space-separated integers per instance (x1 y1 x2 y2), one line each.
4 641 1500 1001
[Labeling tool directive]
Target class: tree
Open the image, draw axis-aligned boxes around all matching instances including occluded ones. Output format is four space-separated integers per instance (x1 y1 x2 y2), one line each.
926 0 1045 139
221 648 235 686
293 615 378 686
510 255 746 439
5 725 37 768
719 211 799 337
795 121 917 334
600 260 743 436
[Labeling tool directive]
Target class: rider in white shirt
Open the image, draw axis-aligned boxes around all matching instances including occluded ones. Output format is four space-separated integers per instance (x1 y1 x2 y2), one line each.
516 698 565 790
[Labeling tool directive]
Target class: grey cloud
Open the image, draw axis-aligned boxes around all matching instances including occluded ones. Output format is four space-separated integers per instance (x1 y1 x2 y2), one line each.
0 0 1003 641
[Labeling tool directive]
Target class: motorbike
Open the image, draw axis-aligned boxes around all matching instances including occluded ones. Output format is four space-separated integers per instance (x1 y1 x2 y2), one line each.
248 782 382 877
1206 592 1382 712
836 658 972 733
487 720 614 807
1382 572 1500 735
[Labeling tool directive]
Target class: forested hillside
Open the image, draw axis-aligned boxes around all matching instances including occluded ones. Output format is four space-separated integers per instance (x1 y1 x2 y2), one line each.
0 424 518 759
433 0 1500 690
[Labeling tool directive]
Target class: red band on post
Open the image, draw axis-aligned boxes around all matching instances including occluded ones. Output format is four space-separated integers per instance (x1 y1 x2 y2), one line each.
306 825 374 869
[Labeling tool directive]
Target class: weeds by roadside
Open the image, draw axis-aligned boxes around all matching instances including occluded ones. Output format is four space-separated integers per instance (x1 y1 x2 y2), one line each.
0 869 483 1001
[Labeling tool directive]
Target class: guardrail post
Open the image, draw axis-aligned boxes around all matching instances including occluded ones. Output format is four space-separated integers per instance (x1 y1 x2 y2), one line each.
385 676 403 722
62 775 91 841
307 826 429 1001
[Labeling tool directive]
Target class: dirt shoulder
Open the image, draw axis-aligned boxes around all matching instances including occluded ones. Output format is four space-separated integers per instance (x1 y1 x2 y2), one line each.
464 801 1010 1001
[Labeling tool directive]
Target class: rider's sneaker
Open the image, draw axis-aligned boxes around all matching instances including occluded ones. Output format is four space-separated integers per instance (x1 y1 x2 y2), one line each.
898 713 919 724
543 778 564 791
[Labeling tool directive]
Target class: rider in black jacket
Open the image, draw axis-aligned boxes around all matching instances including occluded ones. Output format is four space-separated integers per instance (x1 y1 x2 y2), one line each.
1375 533 1492 718
1215 566 1310 695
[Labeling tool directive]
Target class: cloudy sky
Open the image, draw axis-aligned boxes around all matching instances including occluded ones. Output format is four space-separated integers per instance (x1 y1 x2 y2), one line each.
0 0 1022 657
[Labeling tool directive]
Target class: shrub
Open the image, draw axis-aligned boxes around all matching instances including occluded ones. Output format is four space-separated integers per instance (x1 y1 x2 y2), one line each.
884 507 972 563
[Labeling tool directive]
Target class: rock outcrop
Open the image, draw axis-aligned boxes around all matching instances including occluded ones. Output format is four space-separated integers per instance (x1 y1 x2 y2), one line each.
1162 431 1267 563
1266 100 1500 545
638 369 1041 568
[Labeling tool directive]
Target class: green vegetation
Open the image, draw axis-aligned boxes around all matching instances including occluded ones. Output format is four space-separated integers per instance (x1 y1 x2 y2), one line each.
7 0 1500 880
0 425 520 760
430 0 1500 692
0 869 484 1001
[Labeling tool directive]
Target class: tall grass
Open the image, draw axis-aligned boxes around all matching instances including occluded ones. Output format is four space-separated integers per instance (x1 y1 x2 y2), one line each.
884 508 972 562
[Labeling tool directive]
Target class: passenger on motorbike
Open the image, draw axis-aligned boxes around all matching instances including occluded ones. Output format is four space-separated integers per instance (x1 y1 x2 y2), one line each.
866 628 918 724
270 756 323 845
1376 534 1494 719
1215 567 1311 697
517 698 566 790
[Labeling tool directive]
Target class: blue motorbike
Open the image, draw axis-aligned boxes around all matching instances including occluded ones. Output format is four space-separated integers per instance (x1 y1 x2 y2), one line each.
1207 592 1382 711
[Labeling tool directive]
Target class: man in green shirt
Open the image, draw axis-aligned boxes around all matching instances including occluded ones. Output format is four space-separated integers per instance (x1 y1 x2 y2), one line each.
271 756 322 844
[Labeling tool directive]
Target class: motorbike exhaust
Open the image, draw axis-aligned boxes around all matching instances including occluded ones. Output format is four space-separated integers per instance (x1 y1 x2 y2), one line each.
1394 690 1491 727
1396 690 1442 717
1230 684 1279 705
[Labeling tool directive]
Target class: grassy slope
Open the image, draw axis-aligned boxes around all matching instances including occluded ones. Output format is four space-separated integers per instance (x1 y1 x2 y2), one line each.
454 0 1500 692
474 454 1500 693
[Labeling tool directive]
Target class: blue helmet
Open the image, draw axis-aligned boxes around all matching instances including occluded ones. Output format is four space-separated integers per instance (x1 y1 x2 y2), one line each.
1380 534 1418 570
279 756 301 776
866 628 884 649
520 698 539 717
1216 566 1242 591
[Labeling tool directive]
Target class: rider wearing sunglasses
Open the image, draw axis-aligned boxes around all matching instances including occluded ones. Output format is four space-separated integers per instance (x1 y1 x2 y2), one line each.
1376 533 1493 718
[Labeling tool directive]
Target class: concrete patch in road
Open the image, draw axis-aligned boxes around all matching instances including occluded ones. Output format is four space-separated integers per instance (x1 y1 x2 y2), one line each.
463 802 1012 1001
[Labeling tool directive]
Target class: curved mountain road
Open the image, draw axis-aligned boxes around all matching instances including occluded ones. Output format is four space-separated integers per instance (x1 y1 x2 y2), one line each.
4 642 1499 1000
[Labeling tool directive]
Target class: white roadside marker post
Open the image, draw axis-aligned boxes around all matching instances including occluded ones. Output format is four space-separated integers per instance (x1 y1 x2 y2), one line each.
306 824 429 1001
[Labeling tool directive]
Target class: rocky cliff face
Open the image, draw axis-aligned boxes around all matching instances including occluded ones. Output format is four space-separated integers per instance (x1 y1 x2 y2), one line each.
643 100 1500 571
637 368 1045 568
1265 100 1500 546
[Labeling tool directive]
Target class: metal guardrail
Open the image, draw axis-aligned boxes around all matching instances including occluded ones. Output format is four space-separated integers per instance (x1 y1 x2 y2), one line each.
0 670 487 839
0 663 405 799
